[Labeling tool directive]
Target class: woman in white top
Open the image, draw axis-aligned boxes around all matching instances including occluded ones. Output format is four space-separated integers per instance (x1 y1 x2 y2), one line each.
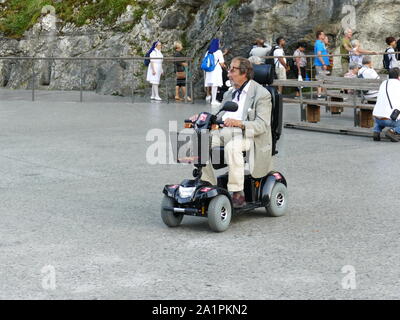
249 38 270 64
204 38 226 106
146 41 164 101
349 39 376 68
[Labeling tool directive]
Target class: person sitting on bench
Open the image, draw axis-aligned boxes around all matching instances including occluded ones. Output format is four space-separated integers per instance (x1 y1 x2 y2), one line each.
358 56 380 103
372 67 400 142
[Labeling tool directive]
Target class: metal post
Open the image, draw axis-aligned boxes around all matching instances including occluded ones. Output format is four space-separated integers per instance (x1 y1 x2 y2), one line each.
184 60 188 103
165 62 169 104
353 89 358 127
131 59 135 104
190 60 194 104
80 59 83 102
31 58 35 102
310 57 314 100
300 83 304 121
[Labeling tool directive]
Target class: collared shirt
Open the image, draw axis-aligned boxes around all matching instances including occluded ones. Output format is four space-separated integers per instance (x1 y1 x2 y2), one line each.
373 79 400 120
222 82 251 121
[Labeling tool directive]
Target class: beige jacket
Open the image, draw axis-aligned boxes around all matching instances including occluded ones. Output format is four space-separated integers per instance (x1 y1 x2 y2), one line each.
218 80 273 178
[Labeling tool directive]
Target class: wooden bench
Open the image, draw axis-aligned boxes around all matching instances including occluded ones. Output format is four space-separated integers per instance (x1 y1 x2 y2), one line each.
273 75 386 128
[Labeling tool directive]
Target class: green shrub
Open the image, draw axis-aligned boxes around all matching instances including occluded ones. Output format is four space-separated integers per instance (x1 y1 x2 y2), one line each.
226 0 241 7
0 0 156 38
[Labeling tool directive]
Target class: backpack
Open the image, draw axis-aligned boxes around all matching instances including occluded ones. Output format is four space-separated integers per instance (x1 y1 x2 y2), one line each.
265 46 279 79
265 45 279 66
201 52 218 72
396 40 400 61
383 47 392 71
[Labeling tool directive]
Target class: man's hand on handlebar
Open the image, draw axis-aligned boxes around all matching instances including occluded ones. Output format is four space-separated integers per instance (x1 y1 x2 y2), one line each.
189 114 199 122
224 118 244 129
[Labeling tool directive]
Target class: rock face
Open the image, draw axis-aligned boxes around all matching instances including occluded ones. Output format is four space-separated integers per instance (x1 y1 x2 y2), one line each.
0 0 399 97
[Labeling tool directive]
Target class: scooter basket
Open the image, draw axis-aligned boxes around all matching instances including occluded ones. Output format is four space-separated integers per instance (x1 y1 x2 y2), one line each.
169 130 210 165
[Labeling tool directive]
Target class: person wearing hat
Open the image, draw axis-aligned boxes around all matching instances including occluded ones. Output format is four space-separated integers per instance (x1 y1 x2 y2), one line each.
204 38 226 106
146 41 164 101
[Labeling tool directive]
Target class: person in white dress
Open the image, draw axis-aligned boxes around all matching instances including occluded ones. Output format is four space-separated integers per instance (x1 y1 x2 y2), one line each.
146 41 164 101
204 38 226 106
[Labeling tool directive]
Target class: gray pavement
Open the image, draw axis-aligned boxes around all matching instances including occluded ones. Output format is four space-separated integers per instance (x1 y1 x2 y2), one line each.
1 89 400 300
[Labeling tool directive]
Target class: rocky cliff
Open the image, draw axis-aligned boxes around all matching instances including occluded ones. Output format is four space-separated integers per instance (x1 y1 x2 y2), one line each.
0 0 399 97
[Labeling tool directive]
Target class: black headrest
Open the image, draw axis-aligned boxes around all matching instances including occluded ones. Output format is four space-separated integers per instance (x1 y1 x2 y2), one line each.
253 64 274 86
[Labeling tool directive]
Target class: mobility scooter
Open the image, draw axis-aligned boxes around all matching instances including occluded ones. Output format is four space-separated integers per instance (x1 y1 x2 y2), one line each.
161 64 288 232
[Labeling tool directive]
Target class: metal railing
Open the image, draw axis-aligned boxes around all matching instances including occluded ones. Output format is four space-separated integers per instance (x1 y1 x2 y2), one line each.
259 51 400 81
0 56 194 103
0 51 398 103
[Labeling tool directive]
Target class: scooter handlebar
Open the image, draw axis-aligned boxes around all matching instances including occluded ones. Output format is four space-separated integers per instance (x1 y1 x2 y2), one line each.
183 117 224 129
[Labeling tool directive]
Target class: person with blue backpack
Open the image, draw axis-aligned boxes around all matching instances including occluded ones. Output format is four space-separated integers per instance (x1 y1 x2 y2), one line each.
202 38 226 106
145 41 164 101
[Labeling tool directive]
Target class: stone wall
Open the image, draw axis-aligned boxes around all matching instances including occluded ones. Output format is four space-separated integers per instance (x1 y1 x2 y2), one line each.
0 0 399 97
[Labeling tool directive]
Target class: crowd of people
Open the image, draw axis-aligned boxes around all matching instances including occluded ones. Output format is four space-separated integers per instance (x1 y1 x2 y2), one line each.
144 30 400 102
144 32 400 141
144 32 399 100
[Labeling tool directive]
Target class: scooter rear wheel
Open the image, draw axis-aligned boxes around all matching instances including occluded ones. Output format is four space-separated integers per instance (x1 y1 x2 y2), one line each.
161 196 183 227
265 182 288 217
208 195 232 232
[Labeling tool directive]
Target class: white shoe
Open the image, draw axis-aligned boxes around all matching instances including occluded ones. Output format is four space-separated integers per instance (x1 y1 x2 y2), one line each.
154 97 162 101
205 95 211 103
211 101 221 107
150 96 155 100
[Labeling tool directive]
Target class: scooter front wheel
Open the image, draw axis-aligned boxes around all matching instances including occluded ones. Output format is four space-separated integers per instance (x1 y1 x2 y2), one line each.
265 182 288 217
161 195 183 227
207 195 232 232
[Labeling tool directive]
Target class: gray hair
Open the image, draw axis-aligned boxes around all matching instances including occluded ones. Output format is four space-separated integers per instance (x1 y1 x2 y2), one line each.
232 57 254 80
248 56 263 65
351 39 359 48
362 56 372 65
349 62 359 70
345 28 353 36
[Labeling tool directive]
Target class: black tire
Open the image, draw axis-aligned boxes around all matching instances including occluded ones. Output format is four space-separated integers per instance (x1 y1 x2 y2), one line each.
207 195 232 232
265 183 288 217
161 195 183 227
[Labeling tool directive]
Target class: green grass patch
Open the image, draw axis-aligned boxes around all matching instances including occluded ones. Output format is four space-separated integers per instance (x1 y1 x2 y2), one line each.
0 0 155 38
226 0 241 7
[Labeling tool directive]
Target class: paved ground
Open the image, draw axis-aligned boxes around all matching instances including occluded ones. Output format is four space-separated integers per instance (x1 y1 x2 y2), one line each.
1 89 400 300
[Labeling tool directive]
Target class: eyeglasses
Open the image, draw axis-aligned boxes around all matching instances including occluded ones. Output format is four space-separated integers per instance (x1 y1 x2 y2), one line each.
228 66 240 72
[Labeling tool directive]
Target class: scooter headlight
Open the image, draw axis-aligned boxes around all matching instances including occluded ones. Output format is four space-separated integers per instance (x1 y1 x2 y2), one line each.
178 186 196 198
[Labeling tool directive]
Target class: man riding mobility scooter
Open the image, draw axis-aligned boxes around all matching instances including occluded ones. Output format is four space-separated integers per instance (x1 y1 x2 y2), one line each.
161 63 288 232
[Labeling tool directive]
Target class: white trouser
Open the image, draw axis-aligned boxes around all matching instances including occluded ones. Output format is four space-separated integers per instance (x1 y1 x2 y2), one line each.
202 127 251 192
